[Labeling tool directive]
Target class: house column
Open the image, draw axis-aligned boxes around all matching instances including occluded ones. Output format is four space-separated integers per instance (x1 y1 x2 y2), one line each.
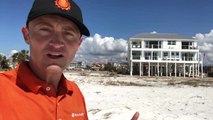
179 65 181 77
175 62 177 77
189 65 191 77
130 61 133 76
139 62 141 77
198 53 201 77
195 63 198 76
166 62 168 77
198 62 200 77
148 56 150 77
184 63 185 78
193 63 195 78
141 62 143 76
157 62 159 76
130 40 133 76
201 54 203 78
160 64 163 76
160 50 163 76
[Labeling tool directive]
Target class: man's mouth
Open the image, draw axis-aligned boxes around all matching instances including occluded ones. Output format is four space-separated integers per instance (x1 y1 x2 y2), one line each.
47 53 64 59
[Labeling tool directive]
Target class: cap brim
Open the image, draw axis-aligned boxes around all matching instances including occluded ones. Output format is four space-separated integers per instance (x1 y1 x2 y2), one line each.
69 16 90 36
27 13 90 36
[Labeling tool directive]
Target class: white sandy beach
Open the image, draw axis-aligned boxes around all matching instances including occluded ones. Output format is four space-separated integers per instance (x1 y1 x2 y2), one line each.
64 71 213 120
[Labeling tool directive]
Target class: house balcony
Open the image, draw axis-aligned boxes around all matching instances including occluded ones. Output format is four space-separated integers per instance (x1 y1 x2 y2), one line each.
182 45 198 50
145 44 161 49
132 44 141 48
131 55 199 63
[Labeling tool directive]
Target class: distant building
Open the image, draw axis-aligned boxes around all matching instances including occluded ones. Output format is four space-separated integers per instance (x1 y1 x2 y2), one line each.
91 62 108 71
128 33 203 77
67 61 86 70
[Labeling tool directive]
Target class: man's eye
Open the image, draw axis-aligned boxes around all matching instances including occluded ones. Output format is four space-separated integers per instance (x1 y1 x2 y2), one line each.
40 28 51 32
63 32 74 38
64 31 73 36
63 32 78 43
37 27 52 35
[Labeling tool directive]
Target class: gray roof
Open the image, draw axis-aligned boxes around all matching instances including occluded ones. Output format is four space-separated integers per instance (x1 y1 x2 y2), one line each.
131 33 193 39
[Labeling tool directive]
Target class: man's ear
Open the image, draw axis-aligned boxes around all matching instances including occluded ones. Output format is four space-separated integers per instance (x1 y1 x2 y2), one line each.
22 26 30 45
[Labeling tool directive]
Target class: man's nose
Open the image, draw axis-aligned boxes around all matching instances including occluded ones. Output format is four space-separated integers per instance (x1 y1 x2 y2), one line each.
49 33 65 49
49 42 64 49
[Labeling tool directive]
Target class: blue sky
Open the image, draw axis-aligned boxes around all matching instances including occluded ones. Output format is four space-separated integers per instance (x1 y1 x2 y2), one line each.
76 0 213 38
0 0 213 64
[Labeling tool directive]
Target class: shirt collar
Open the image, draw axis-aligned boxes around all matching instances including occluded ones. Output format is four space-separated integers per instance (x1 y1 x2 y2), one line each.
16 61 73 95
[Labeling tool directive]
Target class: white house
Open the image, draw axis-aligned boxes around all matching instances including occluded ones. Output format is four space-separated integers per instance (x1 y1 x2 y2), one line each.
128 33 203 78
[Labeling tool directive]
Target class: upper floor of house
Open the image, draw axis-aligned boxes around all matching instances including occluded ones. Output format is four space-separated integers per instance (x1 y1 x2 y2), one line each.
128 33 199 52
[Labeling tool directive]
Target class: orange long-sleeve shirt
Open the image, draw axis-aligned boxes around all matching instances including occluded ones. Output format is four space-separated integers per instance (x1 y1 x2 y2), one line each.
0 62 88 120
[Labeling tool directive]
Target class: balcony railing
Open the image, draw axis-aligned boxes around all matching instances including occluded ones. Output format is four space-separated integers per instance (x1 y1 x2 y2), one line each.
145 44 161 49
132 56 197 61
145 56 158 60
182 45 197 49
132 45 141 48
181 57 194 61
132 55 140 60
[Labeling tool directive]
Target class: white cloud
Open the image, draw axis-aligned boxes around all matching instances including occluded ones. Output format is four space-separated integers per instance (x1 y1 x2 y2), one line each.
5 50 19 59
10 50 18 56
0 53 5 56
194 29 213 66
0 50 19 59
150 31 157 34
196 29 213 44
74 33 128 64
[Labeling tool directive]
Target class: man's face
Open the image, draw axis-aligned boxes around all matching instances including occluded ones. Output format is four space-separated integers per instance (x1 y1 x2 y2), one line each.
23 15 82 73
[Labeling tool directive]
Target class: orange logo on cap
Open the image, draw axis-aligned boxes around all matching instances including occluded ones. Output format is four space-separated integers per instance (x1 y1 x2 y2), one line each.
55 0 71 10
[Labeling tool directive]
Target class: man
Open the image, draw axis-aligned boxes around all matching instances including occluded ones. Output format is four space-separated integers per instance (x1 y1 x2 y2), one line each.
0 0 139 120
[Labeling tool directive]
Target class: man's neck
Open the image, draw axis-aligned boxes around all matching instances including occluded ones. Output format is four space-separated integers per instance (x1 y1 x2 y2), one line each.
45 72 62 92
27 61 63 92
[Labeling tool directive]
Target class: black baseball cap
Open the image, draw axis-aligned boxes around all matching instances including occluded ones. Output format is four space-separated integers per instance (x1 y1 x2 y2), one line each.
26 0 90 36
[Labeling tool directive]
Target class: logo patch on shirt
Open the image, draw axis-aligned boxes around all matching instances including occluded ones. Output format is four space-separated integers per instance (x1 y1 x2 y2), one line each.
55 0 71 10
71 113 84 118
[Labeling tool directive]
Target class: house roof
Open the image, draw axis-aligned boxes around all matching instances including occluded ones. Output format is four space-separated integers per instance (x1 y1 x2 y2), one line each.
131 33 194 40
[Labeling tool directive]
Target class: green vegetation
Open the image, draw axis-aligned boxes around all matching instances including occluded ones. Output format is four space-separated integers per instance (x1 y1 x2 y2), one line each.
0 49 29 71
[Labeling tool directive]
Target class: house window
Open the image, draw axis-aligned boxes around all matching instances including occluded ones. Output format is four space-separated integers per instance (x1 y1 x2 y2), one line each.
152 52 158 60
145 41 149 48
145 52 151 60
182 53 194 61
132 42 137 48
163 52 168 57
168 41 176 45
145 41 161 48
162 52 168 60
171 52 179 58
132 51 141 59
132 41 141 48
